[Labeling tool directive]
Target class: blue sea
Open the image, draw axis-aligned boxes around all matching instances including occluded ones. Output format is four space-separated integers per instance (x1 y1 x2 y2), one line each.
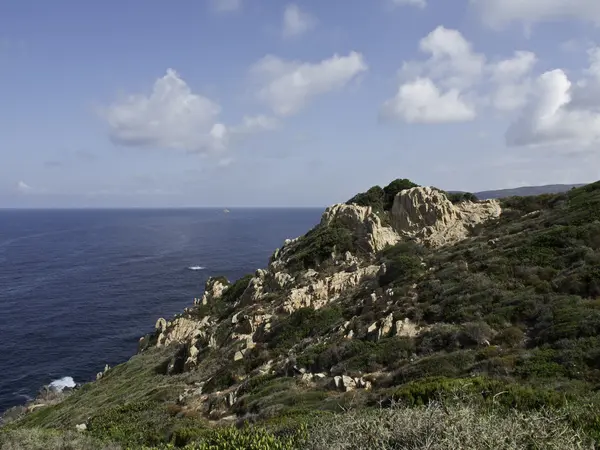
0 208 322 413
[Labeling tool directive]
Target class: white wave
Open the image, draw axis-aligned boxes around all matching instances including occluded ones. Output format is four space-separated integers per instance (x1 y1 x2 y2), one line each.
187 266 206 271
48 376 76 392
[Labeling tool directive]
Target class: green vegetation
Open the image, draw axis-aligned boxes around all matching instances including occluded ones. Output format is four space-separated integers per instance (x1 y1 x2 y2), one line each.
446 191 479 203
347 178 419 212
285 225 357 271
268 307 343 351
7 181 600 448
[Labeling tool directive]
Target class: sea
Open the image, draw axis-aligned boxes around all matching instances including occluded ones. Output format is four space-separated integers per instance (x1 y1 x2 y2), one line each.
0 208 323 413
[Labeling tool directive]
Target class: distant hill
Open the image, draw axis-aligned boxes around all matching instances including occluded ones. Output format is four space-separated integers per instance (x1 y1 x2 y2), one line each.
474 184 585 200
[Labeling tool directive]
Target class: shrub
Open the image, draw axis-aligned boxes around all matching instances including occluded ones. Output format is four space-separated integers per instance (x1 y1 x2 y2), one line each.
286 225 356 271
179 425 307 450
268 307 343 351
379 253 423 287
303 401 589 450
87 401 171 446
347 186 385 211
383 179 419 210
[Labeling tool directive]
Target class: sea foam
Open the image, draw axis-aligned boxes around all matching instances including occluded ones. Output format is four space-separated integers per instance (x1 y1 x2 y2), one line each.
48 376 76 392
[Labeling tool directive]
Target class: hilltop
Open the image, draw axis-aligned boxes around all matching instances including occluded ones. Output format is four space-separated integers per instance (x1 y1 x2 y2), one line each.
2 179 600 449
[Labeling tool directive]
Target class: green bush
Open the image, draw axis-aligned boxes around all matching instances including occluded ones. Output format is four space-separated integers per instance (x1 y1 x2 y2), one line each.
347 185 385 210
391 376 568 410
268 307 343 351
177 425 307 450
87 401 171 446
286 225 357 271
383 179 419 210
446 192 479 203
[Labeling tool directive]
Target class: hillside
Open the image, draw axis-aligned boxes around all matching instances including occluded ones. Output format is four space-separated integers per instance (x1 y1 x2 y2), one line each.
2 179 600 449
474 184 585 200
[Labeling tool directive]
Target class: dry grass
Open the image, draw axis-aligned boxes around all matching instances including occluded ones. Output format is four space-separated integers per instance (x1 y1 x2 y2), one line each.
303 402 593 450
0 428 121 450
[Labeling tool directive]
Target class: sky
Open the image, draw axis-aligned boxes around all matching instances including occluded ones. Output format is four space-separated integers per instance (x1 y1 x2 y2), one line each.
2 0 600 208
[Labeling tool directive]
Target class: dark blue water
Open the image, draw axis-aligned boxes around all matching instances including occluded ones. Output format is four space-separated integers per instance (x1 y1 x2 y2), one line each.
0 208 322 413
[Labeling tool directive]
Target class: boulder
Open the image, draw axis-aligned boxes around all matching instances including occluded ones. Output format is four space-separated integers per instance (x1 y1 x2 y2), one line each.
155 318 167 333
378 313 394 340
395 318 420 338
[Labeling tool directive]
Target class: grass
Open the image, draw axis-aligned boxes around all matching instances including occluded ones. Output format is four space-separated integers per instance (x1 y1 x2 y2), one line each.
14 346 189 432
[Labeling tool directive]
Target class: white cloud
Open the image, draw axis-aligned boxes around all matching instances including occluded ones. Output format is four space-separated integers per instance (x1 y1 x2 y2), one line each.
383 27 537 124
230 115 279 135
390 0 426 8
211 0 241 13
105 69 228 154
16 181 32 193
410 26 485 90
506 68 600 147
488 51 537 111
251 52 368 116
381 77 476 123
471 0 600 28
282 4 317 38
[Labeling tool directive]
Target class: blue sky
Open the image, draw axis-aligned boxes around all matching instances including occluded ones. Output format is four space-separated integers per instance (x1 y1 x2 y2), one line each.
2 0 600 207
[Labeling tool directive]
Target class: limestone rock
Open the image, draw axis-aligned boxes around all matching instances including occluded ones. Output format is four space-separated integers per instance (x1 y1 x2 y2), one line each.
283 265 380 313
378 313 394 340
341 375 356 392
395 318 420 338
390 187 501 247
155 318 167 333
198 277 229 305
157 317 211 348
320 204 400 253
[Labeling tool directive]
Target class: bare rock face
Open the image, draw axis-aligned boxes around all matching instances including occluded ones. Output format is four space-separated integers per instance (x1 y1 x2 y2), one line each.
321 204 400 253
195 277 229 306
282 264 381 314
390 187 501 247
157 317 212 349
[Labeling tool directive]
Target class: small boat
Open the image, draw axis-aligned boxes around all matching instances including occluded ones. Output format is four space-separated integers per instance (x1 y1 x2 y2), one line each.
223 209 230 214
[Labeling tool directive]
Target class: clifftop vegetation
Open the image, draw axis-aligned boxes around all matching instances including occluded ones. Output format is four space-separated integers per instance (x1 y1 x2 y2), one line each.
3 179 600 449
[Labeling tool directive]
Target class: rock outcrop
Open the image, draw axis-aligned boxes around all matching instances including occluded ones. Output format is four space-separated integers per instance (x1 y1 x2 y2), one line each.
195 277 229 305
390 187 501 247
321 204 400 252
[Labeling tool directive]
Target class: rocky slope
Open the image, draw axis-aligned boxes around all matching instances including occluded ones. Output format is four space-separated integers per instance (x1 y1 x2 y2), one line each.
135 185 501 420
5 179 600 449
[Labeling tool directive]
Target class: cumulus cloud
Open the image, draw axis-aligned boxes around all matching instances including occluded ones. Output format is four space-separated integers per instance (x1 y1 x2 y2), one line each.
211 0 241 13
282 4 317 38
488 51 537 111
251 52 368 116
471 0 600 28
506 66 600 147
391 0 426 8
381 78 476 123
382 26 537 123
105 69 228 154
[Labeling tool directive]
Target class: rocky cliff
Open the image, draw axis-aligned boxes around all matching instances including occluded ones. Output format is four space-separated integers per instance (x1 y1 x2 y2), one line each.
136 185 501 420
